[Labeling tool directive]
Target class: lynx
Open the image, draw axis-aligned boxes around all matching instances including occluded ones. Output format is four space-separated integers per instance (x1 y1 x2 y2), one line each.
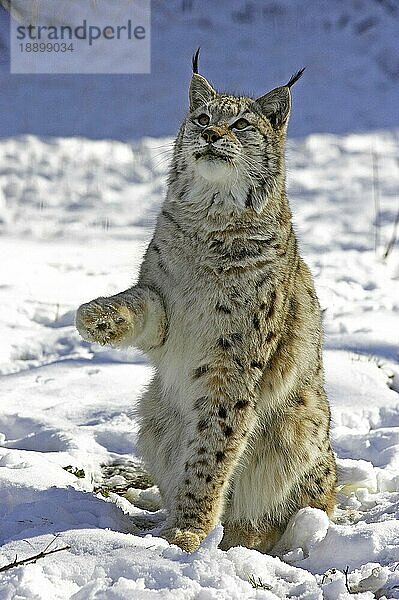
76 50 336 554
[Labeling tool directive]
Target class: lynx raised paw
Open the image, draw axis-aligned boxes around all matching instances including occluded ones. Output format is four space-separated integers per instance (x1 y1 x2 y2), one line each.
160 526 205 553
76 297 138 346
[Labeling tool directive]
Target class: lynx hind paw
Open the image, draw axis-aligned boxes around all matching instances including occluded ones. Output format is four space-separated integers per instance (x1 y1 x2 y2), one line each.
160 527 204 553
76 298 136 346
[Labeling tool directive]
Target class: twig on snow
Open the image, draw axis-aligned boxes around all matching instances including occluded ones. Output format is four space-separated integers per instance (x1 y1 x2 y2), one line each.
344 565 356 594
0 535 70 573
371 149 381 254
382 204 399 260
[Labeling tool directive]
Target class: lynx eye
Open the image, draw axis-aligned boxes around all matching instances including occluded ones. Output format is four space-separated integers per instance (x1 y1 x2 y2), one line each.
231 118 251 130
196 114 210 127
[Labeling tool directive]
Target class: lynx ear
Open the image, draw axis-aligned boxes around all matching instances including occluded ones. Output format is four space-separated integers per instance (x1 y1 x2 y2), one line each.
255 86 291 129
189 74 217 110
189 48 216 110
255 68 305 130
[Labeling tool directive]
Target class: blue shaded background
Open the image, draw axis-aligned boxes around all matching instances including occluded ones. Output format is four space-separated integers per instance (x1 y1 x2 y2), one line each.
1 0 398 140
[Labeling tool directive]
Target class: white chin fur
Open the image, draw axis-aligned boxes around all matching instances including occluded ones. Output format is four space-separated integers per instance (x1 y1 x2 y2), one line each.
195 157 234 183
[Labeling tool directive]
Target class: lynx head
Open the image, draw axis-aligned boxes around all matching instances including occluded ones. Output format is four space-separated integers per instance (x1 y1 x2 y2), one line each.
178 49 304 212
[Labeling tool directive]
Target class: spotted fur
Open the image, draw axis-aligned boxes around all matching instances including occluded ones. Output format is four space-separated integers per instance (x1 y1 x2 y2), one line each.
76 58 336 554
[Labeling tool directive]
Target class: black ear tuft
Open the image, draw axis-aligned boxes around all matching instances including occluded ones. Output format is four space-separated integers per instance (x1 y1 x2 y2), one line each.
286 67 306 89
192 47 200 74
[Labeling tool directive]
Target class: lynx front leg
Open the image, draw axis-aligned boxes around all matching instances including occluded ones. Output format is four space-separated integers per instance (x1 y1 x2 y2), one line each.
76 286 167 351
160 368 257 552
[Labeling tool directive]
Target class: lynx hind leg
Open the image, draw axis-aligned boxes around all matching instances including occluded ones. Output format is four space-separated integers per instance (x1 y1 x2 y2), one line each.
137 378 187 509
220 520 284 553
299 448 337 516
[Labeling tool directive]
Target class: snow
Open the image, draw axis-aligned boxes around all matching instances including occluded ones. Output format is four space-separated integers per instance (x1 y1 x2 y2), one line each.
0 129 398 598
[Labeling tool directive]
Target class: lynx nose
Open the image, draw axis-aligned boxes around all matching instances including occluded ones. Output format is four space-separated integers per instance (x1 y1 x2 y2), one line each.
201 127 221 144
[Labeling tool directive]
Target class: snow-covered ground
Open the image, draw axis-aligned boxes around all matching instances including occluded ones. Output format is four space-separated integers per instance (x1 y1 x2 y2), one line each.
0 130 398 598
